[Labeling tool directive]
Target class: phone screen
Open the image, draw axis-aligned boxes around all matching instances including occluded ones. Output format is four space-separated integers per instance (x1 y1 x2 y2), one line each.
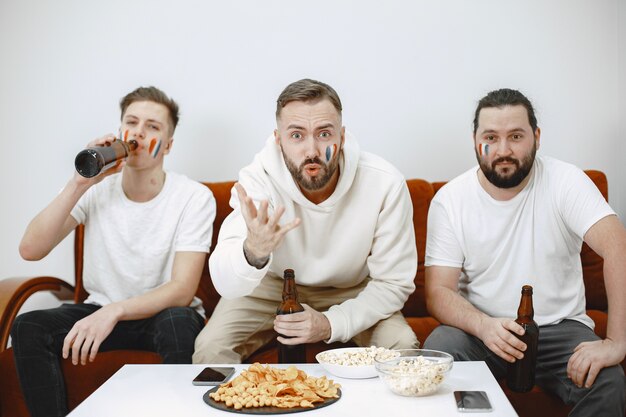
454 391 493 412
192 367 235 386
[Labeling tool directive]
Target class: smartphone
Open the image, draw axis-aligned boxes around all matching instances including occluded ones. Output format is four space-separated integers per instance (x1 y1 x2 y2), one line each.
192 366 235 386
454 391 493 412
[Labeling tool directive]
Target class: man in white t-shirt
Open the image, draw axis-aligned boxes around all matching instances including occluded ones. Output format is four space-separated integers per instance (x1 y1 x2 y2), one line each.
424 88 625 415
12 86 215 417
193 79 418 363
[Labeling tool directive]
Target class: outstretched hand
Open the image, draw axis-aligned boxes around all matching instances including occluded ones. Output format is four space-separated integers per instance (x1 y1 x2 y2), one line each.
235 183 300 266
477 317 527 363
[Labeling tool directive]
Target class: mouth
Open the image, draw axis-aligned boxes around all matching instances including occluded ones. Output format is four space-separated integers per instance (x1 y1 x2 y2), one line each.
304 165 321 176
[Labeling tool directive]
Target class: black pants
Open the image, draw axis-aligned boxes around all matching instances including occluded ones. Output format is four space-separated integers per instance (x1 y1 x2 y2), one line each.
425 320 626 417
11 303 204 417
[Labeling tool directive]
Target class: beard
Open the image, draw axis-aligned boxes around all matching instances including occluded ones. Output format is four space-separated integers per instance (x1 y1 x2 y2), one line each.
476 142 537 189
281 147 340 191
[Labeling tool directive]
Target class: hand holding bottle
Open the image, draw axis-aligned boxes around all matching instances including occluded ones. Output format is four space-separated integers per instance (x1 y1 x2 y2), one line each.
74 131 137 179
476 316 527 363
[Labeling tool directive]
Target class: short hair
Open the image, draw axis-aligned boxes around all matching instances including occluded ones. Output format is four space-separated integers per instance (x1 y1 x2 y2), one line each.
473 88 538 134
120 86 179 133
276 79 342 118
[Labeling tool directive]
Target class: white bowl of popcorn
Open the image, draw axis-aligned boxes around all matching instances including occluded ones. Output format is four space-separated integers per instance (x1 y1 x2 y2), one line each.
374 349 453 396
315 346 399 379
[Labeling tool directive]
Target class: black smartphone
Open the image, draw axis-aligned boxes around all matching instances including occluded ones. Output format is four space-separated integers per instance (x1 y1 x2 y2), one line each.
454 390 493 412
192 366 235 386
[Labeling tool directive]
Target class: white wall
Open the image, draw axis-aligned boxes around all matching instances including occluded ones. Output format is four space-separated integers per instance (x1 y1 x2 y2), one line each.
1 0 624 313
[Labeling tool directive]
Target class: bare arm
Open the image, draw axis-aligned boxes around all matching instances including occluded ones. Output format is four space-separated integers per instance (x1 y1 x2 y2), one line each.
20 178 87 260
567 214 626 387
63 250 206 365
19 134 120 260
426 265 526 362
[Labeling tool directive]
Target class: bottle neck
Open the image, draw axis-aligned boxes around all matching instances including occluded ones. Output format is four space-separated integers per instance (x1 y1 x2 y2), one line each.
517 292 534 320
282 277 299 301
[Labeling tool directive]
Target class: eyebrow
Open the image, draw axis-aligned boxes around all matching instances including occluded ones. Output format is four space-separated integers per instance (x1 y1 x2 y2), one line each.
286 123 336 131
480 128 527 135
124 114 164 126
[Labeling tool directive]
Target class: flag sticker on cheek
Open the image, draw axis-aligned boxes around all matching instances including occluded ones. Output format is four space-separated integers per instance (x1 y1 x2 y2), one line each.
479 143 490 157
325 144 337 162
149 138 162 158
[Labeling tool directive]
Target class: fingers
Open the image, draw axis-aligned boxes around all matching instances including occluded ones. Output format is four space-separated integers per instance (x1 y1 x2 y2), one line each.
235 183 256 223
276 335 307 345
89 339 102 363
584 363 601 388
62 331 76 359
257 200 269 224
568 348 596 388
80 335 94 365
487 341 518 363
88 134 116 148
505 320 526 336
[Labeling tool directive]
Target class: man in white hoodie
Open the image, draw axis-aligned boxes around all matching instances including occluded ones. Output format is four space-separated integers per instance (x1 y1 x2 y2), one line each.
194 79 418 363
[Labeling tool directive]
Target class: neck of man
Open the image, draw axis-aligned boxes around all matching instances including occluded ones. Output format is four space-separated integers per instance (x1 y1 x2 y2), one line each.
476 167 533 202
301 166 341 205
121 165 166 202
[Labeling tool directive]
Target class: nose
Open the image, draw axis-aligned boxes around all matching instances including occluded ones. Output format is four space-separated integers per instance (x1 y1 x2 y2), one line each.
129 123 146 140
495 139 513 157
303 135 320 160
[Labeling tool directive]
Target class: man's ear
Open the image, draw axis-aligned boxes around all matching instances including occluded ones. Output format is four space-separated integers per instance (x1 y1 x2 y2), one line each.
274 129 280 145
534 127 541 150
340 126 346 147
163 137 174 154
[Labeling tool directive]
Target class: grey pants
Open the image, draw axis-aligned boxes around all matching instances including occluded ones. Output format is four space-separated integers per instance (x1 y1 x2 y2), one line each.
424 320 625 417
193 276 419 363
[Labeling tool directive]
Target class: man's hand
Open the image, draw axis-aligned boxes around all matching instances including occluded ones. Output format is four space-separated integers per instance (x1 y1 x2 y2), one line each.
62 304 123 365
235 183 300 267
476 317 527 363
73 134 126 185
567 338 626 388
274 304 331 344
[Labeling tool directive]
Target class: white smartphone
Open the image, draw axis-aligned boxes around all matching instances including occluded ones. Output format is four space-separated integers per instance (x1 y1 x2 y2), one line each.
454 390 493 412
192 366 235 386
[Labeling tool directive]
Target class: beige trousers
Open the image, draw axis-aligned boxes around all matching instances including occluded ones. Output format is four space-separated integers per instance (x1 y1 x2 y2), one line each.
193 276 418 363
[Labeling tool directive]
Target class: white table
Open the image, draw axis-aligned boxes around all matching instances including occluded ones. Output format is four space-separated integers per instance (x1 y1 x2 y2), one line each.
68 362 518 416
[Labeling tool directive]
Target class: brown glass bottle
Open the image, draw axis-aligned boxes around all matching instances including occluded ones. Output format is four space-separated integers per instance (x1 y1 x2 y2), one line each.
506 285 540 392
276 269 306 364
75 139 138 178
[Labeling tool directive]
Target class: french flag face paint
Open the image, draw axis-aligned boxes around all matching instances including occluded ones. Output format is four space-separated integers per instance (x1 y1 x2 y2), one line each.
479 143 490 157
325 144 337 162
149 138 162 158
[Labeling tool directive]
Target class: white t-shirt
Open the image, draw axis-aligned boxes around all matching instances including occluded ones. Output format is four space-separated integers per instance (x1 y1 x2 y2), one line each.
209 133 417 343
425 156 614 328
71 171 215 316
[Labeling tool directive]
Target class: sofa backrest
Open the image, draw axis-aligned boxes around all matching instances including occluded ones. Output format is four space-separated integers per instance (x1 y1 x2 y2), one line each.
73 171 609 317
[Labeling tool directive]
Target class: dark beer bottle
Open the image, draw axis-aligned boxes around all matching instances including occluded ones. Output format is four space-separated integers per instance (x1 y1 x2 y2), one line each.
75 139 138 178
506 285 540 392
276 269 306 364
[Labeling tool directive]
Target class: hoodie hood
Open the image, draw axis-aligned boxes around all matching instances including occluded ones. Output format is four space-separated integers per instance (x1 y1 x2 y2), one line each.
259 131 360 209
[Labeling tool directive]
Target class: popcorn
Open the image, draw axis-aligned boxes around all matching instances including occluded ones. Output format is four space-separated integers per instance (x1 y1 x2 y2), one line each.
378 356 448 396
317 346 399 367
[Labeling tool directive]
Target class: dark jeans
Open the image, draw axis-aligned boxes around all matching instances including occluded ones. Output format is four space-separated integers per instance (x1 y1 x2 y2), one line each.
11 303 204 417
424 320 626 417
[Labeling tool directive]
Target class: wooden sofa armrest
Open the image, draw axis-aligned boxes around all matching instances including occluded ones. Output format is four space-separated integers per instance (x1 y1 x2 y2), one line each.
0 276 75 352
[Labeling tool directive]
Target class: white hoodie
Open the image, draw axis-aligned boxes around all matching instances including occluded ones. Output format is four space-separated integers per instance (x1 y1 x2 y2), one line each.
209 133 416 343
